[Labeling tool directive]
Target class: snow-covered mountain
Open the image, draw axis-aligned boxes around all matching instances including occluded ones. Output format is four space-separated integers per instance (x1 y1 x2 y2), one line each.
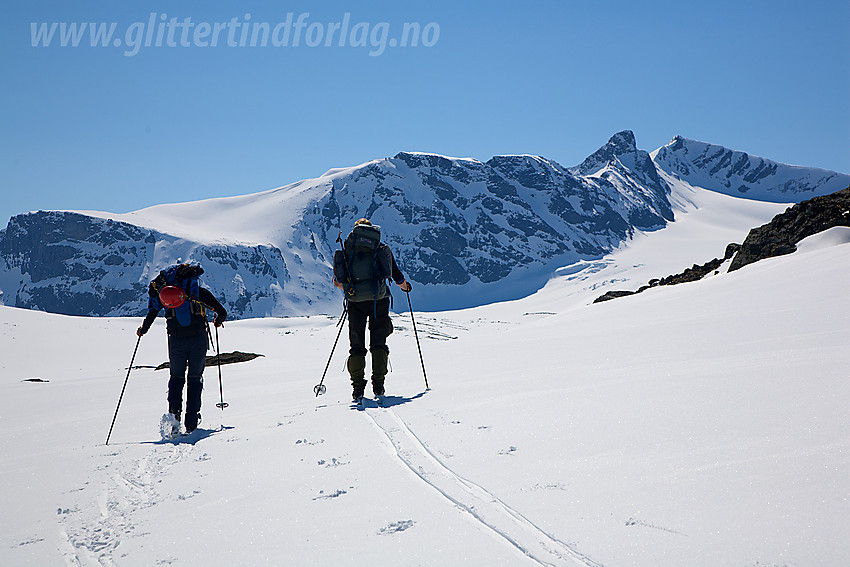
652 135 850 202
0 131 674 317
0 131 846 318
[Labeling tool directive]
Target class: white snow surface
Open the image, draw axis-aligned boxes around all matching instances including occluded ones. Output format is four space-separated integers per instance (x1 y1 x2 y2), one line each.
75 178 327 246
2 187 848 566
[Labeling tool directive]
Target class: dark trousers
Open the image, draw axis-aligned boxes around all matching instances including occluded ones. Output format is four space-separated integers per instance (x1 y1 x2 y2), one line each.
167 331 208 426
348 297 391 356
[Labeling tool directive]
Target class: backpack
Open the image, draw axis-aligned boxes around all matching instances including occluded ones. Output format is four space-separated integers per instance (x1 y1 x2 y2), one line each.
149 262 205 327
335 224 390 303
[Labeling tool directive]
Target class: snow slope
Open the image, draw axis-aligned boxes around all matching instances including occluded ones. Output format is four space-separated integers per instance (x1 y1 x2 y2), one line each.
480 168 791 316
2 190 847 566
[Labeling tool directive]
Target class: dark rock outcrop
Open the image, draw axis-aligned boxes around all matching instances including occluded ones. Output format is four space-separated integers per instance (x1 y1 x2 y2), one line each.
594 186 850 304
593 243 741 303
155 351 264 371
728 186 850 271
656 243 741 285
593 289 639 303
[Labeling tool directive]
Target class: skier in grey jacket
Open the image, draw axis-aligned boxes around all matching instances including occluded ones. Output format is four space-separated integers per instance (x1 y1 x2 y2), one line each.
333 219 411 401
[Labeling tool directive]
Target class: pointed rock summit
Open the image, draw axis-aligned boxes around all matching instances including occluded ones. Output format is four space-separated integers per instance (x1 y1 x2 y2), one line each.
572 130 639 176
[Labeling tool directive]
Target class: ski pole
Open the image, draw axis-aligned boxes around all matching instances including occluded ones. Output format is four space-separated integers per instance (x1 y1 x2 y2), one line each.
214 324 228 409
314 304 348 396
406 291 429 390
105 334 142 445
207 322 228 409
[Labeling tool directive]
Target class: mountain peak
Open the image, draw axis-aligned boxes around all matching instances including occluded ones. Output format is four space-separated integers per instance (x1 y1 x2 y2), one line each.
653 137 850 202
606 130 638 152
572 130 638 176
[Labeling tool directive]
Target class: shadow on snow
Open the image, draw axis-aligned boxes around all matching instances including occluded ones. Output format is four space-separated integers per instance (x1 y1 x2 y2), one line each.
351 390 429 410
141 425 235 446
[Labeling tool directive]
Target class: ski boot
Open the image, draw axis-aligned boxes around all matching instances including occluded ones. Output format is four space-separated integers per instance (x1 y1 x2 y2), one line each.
348 353 367 405
185 412 201 434
371 347 389 404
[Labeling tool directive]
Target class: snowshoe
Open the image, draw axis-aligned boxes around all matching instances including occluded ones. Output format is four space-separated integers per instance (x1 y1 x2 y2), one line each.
160 413 181 440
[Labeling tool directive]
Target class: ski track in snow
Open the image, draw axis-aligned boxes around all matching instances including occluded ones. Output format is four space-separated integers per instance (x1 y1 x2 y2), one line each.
364 406 603 567
57 443 193 566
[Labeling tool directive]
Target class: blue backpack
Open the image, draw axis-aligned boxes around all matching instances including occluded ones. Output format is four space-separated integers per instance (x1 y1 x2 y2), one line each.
149 263 205 327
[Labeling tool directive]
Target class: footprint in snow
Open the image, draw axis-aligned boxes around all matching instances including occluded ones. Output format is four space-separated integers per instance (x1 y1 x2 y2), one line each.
313 489 348 500
317 457 349 468
378 520 415 535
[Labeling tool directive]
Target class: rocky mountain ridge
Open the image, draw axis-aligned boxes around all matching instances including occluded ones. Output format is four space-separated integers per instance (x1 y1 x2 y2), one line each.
653 136 849 202
1 131 847 318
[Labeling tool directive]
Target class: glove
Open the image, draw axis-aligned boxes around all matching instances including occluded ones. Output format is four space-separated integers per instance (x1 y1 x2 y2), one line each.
399 280 412 292
136 326 147 337
214 316 225 328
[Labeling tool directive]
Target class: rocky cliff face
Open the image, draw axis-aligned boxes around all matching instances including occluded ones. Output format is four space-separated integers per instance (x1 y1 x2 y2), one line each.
302 131 673 297
0 212 294 318
729 186 850 271
0 212 152 316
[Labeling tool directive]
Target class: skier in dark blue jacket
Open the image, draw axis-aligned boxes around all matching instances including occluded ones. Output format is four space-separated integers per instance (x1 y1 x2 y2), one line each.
137 263 227 433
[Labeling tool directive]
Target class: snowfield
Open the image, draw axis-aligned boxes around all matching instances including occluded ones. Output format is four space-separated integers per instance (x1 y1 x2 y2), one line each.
1 187 848 566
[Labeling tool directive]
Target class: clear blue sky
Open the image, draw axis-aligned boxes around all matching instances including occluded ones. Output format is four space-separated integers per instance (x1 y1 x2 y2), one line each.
2 0 848 227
